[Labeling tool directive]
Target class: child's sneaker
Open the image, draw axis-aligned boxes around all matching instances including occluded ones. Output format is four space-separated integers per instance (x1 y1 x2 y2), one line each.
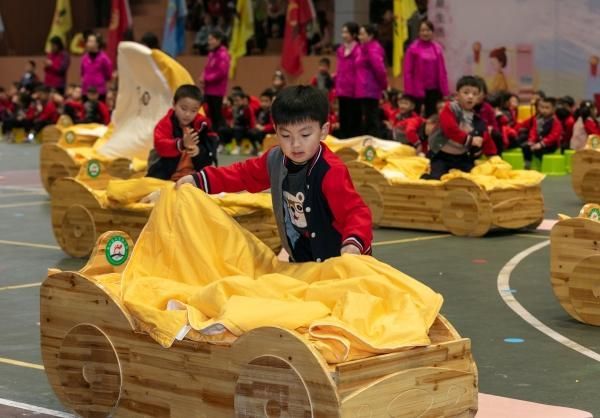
230 145 240 155
26 132 35 143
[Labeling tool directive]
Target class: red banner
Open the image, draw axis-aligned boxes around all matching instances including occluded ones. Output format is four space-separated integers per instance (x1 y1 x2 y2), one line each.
107 0 132 65
281 0 315 76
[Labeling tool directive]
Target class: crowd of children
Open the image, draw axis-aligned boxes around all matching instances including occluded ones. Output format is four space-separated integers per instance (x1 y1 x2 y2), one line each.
0 63 116 143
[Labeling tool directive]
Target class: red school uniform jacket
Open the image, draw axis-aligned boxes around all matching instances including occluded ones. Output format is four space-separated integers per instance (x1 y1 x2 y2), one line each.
528 115 562 148
438 102 497 156
584 117 600 135
64 99 85 122
191 143 373 261
26 100 59 123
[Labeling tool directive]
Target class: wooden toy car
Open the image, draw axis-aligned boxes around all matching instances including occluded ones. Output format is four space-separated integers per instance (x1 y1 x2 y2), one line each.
572 137 600 203
41 230 478 417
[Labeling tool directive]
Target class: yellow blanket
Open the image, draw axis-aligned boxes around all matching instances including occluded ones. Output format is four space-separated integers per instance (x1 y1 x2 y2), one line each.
104 186 443 363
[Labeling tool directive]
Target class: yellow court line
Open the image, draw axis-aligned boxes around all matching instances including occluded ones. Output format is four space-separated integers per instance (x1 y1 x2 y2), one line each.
0 192 46 199
0 356 44 370
0 201 49 209
0 239 60 250
0 282 42 292
373 234 449 247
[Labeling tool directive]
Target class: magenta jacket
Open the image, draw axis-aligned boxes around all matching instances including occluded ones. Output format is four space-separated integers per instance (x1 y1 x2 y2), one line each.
403 39 449 99
80 51 113 95
203 45 230 97
355 40 388 99
335 42 359 98
44 51 70 89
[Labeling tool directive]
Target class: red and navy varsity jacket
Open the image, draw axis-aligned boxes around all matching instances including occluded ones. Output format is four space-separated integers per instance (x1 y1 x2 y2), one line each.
147 109 218 180
191 143 373 262
437 102 497 156
527 115 562 148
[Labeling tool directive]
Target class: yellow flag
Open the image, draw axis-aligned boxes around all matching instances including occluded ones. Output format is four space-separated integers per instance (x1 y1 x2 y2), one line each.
228 0 254 79
45 0 72 53
393 0 416 77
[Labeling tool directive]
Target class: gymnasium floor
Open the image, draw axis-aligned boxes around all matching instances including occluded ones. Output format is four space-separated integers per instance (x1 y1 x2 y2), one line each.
0 140 598 416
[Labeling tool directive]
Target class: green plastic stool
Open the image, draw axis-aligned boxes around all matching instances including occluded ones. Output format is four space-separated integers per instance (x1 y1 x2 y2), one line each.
564 149 576 173
540 153 567 176
502 150 524 170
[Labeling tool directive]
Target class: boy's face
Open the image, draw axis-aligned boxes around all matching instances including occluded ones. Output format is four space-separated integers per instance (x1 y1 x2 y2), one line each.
72 87 82 100
233 96 245 108
173 97 201 127
318 64 329 74
88 92 99 102
509 96 519 109
25 63 34 72
537 101 554 118
277 120 329 164
398 98 415 114
456 86 479 111
259 96 271 109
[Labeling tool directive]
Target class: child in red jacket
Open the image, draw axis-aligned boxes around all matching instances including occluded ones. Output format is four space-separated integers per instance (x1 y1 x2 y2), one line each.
522 96 562 168
392 94 423 142
82 87 110 125
176 85 372 263
63 85 85 122
423 76 497 179
247 88 276 150
4 85 58 142
556 96 575 152
147 84 219 181
219 90 256 155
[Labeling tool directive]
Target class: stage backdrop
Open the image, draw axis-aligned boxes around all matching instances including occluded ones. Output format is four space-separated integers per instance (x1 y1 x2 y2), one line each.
430 0 600 100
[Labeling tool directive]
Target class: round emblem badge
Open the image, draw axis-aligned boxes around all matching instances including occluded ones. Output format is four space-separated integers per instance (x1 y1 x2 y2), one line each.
589 208 600 221
363 145 376 162
65 131 75 144
105 236 129 266
87 160 101 178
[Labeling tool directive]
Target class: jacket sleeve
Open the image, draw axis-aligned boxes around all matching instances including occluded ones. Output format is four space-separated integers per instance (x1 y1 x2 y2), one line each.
369 44 388 91
321 164 373 255
440 104 468 144
481 129 497 156
527 120 537 144
154 116 183 157
403 116 424 146
584 118 600 135
437 45 449 97
35 102 57 123
403 47 416 96
99 102 110 125
192 148 272 194
542 118 562 147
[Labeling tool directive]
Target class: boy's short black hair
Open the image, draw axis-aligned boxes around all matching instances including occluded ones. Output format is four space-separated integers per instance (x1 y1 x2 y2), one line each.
398 93 417 105
87 86 98 95
260 88 275 99
540 96 556 107
140 32 160 49
173 84 203 103
35 85 50 94
559 95 575 107
319 57 331 66
455 75 481 92
231 90 247 100
271 85 329 127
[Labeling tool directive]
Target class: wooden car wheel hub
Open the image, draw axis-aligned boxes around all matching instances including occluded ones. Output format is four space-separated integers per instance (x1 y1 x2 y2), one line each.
61 205 97 257
235 355 312 417
57 324 122 417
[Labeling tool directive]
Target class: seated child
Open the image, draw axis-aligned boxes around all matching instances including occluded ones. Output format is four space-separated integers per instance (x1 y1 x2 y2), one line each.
19 60 39 93
310 57 334 103
63 85 85 122
176 85 373 263
392 93 423 142
473 76 502 153
556 96 575 152
3 85 58 141
247 88 276 149
495 92 520 150
521 96 562 169
82 87 110 125
219 90 256 155
402 114 438 156
147 84 219 181
423 75 497 180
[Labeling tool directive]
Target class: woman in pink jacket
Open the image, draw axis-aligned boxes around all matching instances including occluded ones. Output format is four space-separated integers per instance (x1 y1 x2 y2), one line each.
44 36 70 95
335 22 361 138
356 24 388 136
80 33 113 100
201 30 230 130
403 20 449 117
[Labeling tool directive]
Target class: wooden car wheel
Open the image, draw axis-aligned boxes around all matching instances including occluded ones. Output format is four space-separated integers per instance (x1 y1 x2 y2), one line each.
568 255 600 326
235 355 312 417
60 204 97 257
57 324 122 417
441 189 490 237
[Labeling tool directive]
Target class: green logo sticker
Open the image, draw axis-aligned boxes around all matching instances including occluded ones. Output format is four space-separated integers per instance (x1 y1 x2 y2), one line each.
589 208 600 221
105 236 129 266
65 131 75 144
87 160 101 178
592 137 600 150
363 145 376 162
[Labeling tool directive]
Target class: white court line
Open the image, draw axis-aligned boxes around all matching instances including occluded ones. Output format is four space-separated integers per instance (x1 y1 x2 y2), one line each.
497 240 600 362
0 185 45 193
0 398 74 417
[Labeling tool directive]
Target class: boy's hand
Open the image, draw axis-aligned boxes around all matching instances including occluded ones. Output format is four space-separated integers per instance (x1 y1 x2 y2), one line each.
471 136 483 147
256 123 264 131
187 144 200 157
175 175 195 189
531 143 542 150
182 128 199 149
341 244 361 255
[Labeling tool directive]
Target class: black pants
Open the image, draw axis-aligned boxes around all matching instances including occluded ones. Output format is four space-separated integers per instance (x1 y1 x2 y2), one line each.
422 151 475 180
416 89 444 118
359 98 382 137
338 97 361 138
521 143 557 163
205 95 225 130
2 118 50 135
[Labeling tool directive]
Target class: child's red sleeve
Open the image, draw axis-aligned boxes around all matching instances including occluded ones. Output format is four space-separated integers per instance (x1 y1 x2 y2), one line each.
193 148 272 194
440 104 468 145
584 118 600 135
542 118 562 147
321 164 373 255
153 116 182 157
98 102 110 125
481 130 497 156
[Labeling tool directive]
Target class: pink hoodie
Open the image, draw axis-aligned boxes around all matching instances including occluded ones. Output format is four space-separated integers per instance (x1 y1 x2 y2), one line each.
355 40 388 100
335 42 359 98
80 51 112 95
403 39 449 99
203 45 230 97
